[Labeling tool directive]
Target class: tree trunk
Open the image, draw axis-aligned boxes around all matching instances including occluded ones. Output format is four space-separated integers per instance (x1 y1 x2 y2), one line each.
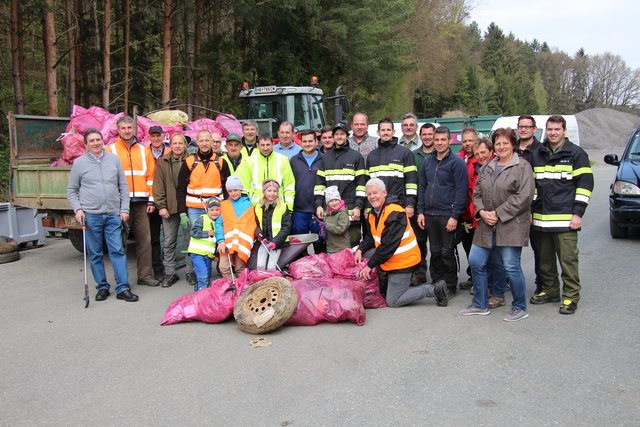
102 0 111 109
65 0 76 113
43 0 58 116
76 0 86 105
10 0 25 114
193 0 202 111
123 0 130 114
182 3 191 117
161 0 172 109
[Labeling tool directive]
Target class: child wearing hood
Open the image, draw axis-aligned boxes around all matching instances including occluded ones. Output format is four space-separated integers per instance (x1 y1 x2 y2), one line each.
323 186 351 254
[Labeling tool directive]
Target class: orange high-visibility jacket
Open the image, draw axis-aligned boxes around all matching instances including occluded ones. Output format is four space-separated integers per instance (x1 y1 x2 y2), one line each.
220 199 256 262
369 204 421 271
107 137 156 201
184 154 224 209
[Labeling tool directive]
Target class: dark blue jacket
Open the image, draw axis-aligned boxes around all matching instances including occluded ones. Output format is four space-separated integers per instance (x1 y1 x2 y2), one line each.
417 149 468 218
290 150 324 213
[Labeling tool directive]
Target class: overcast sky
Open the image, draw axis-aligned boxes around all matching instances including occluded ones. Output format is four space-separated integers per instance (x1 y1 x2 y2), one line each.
468 0 640 70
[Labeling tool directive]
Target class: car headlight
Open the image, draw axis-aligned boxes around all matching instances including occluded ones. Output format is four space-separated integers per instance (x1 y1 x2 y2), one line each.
613 180 640 195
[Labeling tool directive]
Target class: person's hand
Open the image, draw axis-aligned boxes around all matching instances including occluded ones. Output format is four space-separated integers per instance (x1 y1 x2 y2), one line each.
159 208 170 219
569 214 582 230
146 204 156 214
256 231 265 241
446 217 458 232
316 205 324 220
266 241 276 250
463 222 474 233
351 207 361 221
354 249 362 264
479 210 498 226
217 242 227 255
417 213 426 229
405 206 414 219
180 213 190 230
359 265 372 281
120 212 129 222
75 209 85 225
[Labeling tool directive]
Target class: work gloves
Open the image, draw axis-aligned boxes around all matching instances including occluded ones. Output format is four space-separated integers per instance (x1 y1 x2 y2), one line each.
180 213 190 231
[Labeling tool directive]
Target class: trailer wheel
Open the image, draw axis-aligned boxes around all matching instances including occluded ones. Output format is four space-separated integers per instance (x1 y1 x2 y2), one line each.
0 236 18 255
68 229 84 253
0 251 20 264
233 276 298 334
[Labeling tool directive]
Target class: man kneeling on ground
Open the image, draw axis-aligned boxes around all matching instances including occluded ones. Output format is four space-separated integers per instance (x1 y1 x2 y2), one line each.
355 178 448 308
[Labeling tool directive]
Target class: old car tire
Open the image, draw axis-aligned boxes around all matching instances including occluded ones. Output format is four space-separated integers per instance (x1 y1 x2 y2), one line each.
233 276 298 334
609 216 627 239
0 236 18 255
68 229 84 253
0 250 20 264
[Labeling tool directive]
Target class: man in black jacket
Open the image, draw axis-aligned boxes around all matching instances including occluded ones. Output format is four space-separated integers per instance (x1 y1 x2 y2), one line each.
516 115 544 293
314 123 366 246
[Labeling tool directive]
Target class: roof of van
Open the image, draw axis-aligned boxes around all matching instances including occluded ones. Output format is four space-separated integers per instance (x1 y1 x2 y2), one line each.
491 115 580 146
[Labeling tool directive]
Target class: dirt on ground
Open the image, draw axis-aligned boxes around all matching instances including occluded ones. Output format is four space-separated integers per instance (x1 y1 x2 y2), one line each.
576 108 640 151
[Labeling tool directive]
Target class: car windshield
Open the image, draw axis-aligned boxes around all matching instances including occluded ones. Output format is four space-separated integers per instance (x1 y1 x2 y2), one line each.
625 132 640 159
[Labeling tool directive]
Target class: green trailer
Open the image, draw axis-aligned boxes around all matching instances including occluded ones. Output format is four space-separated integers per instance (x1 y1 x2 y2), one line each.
421 115 500 153
7 113 83 247
8 113 187 258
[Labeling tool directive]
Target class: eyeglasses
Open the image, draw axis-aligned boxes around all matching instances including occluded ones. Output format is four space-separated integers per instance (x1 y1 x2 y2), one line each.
517 125 534 130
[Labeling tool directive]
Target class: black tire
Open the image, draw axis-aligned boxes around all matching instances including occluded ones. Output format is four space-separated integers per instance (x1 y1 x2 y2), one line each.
0 251 20 264
610 216 627 239
68 229 84 253
233 276 298 334
0 236 18 254
68 227 128 254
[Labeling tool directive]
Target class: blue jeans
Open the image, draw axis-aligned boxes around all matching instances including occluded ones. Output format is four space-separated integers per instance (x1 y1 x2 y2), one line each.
187 208 206 224
84 213 130 294
489 252 507 296
190 253 212 291
469 233 527 310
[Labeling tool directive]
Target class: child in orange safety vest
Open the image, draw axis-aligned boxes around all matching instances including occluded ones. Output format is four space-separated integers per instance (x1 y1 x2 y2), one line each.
215 176 256 279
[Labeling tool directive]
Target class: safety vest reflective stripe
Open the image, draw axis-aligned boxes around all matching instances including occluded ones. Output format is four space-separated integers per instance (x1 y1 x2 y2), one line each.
185 155 223 208
369 204 421 271
107 140 153 199
221 200 256 262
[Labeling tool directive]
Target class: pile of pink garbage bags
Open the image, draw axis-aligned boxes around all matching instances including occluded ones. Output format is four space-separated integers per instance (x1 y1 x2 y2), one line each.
161 249 388 327
52 105 242 166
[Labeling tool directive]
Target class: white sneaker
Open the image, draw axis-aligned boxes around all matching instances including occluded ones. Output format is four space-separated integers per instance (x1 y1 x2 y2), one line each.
458 305 490 316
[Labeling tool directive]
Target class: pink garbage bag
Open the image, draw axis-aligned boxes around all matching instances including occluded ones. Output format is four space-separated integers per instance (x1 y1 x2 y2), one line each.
161 278 235 325
285 278 366 326
215 114 243 137
100 112 125 146
288 253 333 279
362 269 387 309
59 132 86 163
161 269 281 325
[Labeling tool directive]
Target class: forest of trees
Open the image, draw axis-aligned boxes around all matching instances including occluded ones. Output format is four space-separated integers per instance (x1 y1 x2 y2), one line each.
1 0 639 122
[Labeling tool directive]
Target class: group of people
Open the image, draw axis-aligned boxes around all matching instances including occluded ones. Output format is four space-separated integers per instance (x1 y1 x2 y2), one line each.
67 112 593 321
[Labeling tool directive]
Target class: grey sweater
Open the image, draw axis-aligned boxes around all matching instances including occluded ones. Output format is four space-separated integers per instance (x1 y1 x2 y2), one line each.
67 151 130 215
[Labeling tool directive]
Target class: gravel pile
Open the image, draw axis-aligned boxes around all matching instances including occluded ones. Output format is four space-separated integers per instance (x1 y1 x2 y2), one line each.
576 108 640 151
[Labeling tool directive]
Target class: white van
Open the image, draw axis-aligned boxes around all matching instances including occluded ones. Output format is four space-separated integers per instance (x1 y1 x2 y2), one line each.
490 115 580 146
